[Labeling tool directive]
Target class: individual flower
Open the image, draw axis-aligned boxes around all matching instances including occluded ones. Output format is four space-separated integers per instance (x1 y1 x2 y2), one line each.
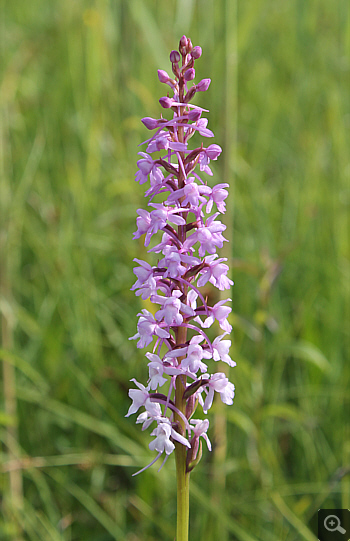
146 131 187 153
197 255 233 290
152 290 195 326
149 420 191 455
200 299 232 333
206 183 229 213
212 333 236 367
185 213 227 256
146 353 168 389
135 152 164 185
198 144 222 176
202 373 235 413
190 418 211 451
136 402 162 430
125 380 149 417
129 309 170 348
167 176 211 207
180 335 210 375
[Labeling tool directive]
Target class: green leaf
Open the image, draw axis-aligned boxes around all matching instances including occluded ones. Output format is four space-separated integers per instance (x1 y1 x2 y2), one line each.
287 341 331 372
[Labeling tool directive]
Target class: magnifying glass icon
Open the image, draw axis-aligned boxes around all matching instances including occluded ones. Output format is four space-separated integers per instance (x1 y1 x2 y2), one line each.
324 514 346 534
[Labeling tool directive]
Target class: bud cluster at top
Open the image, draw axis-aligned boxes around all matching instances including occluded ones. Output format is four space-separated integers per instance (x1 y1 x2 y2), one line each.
127 35 235 476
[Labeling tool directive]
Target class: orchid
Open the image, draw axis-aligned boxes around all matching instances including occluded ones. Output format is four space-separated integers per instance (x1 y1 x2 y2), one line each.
127 35 236 541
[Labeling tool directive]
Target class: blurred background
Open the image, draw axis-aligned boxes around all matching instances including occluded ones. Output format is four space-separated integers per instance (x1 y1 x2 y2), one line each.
1 1 349 540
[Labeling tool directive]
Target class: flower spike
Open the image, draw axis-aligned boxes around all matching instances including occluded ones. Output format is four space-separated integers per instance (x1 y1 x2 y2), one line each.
127 36 236 477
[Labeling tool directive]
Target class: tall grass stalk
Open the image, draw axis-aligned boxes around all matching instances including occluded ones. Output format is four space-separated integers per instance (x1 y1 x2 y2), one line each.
0 261 23 525
0 9 24 530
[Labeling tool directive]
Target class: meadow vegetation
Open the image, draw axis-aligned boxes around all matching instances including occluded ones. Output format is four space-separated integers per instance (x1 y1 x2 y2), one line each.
1 1 349 540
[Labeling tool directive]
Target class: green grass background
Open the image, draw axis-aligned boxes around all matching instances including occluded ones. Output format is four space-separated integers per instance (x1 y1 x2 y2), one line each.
1 1 349 540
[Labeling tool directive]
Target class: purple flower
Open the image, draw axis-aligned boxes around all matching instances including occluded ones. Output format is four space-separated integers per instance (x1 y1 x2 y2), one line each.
130 309 170 348
198 144 222 176
135 153 164 185
188 108 202 122
195 117 214 138
185 214 227 257
133 205 186 247
197 255 233 290
153 290 195 326
158 247 189 279
131 258 153 286
206 183 229 213
201 299 232 333
136 405 162 430
146 131 187 153
167 176 210 207
127 36 236 475
180 335 210 374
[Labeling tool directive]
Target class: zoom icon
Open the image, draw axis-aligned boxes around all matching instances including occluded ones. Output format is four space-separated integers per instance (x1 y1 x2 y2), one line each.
318 509 350 540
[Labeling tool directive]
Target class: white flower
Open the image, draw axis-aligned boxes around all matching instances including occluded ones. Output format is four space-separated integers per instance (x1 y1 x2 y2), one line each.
203 373 235 412
201 299 232 333
190 418 212 451
212 333 235 367
125 379 150 417
146 352 167 390
136 402 162 430
180 335 210 374
149 420 190 455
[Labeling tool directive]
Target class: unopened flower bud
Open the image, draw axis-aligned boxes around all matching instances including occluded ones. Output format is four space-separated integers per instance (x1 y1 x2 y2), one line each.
159 96 173 108
141 117 159 130
191 46 202 59
179 35 187 48
185 394 198 419
184 68 195 81
188 109 202 122
170 50 180 63
184 86 197 103
184 57 194 70
158 69 169 83
179 35 188 56
196 78 211 92
186 38 193 53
